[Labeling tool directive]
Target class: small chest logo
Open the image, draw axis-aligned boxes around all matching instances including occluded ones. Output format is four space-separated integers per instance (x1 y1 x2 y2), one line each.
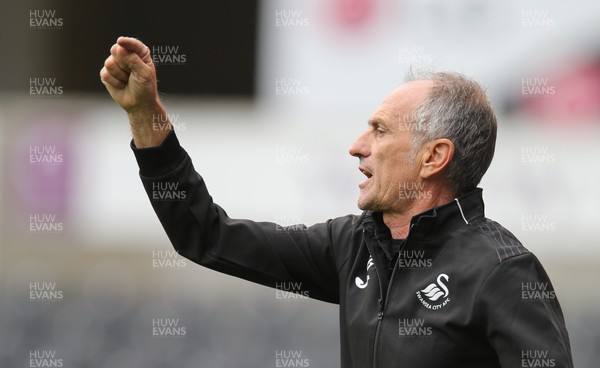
416 273 451 310
355 256 374 289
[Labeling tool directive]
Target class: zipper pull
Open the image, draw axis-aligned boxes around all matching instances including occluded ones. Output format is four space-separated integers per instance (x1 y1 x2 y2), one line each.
377 299 384 320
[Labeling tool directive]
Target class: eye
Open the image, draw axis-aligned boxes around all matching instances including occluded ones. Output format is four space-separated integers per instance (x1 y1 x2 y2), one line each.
368 121 387 137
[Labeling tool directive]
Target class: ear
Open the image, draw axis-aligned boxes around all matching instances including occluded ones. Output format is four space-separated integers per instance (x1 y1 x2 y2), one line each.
419 138 454 180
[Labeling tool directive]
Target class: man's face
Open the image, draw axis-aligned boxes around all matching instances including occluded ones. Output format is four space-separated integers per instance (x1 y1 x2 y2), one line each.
349 81 433 214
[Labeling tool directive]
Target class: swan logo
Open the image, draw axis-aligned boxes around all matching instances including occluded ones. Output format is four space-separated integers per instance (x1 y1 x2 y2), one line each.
416 273 451 310
355 256 374 289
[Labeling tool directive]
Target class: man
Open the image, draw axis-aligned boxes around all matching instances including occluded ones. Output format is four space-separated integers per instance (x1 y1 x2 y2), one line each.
100 36 574 367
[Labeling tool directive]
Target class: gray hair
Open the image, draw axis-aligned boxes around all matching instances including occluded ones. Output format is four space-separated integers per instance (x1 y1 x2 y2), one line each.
406 71 497 197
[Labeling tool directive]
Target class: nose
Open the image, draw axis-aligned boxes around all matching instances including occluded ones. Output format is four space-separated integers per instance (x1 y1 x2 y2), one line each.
349 129 371 158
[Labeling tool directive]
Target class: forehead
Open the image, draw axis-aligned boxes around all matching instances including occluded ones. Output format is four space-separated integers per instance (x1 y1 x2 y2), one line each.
369 80 434 125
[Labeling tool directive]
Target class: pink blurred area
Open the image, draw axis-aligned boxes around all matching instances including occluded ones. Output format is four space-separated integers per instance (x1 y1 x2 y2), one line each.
12 116 74 216
514 60 600 124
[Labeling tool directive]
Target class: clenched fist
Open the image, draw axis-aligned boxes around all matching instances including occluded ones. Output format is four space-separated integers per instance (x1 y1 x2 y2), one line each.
100 37 171 148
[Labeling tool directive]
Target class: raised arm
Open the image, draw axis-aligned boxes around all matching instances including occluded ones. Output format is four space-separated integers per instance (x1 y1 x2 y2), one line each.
99 37 350 304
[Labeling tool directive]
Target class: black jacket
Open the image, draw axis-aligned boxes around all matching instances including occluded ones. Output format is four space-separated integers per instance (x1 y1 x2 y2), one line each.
133 131 573 368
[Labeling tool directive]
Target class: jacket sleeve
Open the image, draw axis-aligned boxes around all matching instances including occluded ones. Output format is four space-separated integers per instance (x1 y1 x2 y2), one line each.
475 253 573 368
132 131 342 303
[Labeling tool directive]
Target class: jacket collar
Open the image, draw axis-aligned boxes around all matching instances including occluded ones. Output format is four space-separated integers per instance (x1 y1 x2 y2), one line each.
359 188 485 241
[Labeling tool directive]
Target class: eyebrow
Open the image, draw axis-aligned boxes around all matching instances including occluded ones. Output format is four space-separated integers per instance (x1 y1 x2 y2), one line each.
368 118 388 128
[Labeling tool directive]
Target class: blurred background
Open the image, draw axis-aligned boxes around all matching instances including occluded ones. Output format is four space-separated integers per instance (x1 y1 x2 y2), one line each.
1 0 599 367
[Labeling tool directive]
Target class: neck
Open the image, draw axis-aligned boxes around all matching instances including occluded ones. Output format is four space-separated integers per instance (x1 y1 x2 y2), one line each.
383 187 454 239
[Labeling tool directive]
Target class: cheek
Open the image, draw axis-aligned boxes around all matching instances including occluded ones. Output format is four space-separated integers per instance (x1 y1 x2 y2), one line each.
372 142 413 185
382 161 413 190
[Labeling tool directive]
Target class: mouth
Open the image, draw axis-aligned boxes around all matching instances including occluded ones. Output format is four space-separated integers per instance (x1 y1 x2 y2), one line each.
359 166 373 179
358 166 373 189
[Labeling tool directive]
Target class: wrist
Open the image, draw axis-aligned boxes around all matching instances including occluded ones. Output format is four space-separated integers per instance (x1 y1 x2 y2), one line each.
126 97 164 122
127 99 172 148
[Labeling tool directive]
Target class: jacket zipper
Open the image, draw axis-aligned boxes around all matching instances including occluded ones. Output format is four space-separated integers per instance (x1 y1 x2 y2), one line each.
372 261 399 368
362 228 386 368
371 226 412 368
370 262 384 368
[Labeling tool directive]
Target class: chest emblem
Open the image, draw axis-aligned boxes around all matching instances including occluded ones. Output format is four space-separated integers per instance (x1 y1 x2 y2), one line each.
416 273 451 310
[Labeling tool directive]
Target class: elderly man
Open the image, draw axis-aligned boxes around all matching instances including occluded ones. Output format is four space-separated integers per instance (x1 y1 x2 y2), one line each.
101 37 573 368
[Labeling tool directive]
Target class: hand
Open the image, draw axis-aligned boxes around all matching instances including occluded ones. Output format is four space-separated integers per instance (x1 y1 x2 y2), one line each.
100 37 171 147
100 36 158 113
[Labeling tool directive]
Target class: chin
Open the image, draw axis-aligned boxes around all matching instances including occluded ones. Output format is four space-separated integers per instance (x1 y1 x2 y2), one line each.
356 198 368 211
357 196 376 212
